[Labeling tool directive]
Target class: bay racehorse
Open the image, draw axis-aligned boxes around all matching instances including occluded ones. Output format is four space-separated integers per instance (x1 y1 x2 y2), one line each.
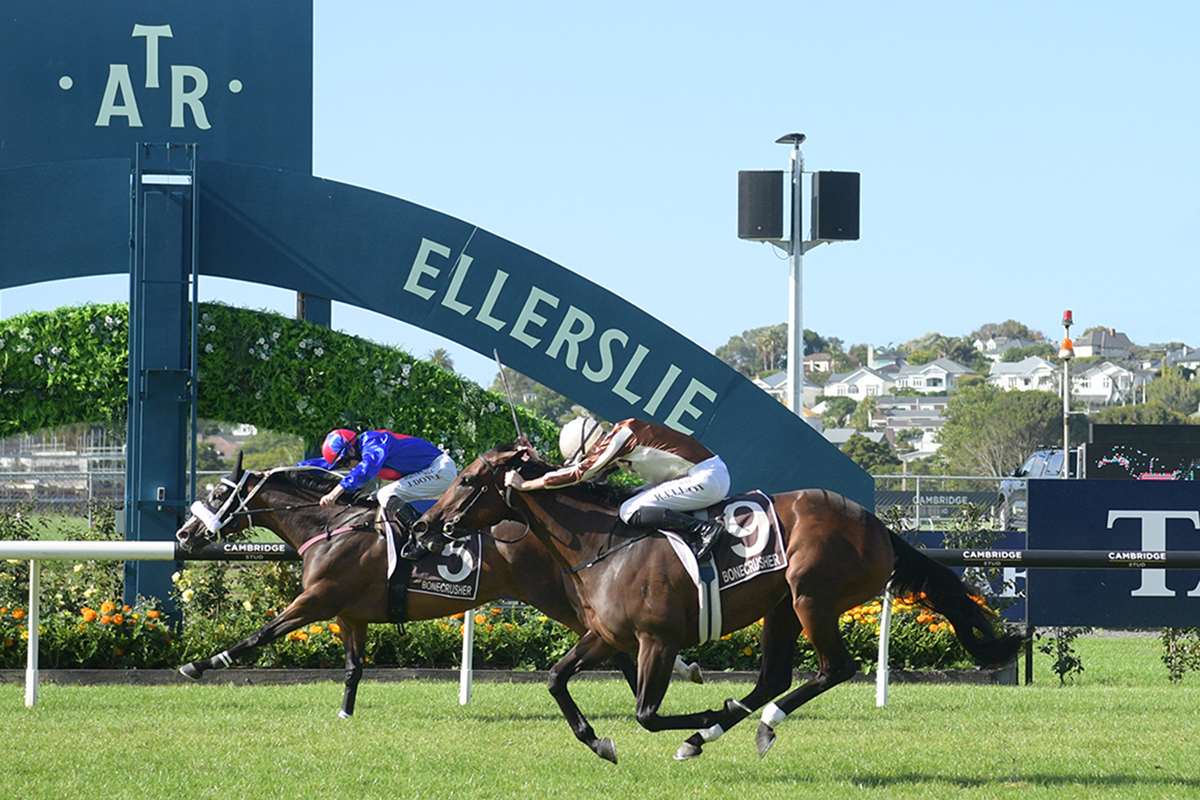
413 442 1023 762
173 456 702 719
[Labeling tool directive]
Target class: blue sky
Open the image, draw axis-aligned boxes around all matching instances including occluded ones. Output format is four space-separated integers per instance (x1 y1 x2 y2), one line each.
3 2 1197 386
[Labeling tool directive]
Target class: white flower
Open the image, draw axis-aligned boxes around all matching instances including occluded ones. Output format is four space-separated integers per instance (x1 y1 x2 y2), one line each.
248 348 255 355
401 364 412 377
104 316 115 327
202 313 212 322
50 346 62 355
314 347 324 357
204 343 214 353
87 324 97 334
73 563 84 573
256 337 265 345
33 354 43 366
182 588 195 603
207 325 216 333
243 600 253 611
171 571 181 584
83 587 95 598
298 339 309 349
271 331 280 340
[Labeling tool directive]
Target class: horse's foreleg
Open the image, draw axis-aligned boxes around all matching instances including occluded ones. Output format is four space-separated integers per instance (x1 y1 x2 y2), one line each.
755 598 858 758
547 631 619 763
338 616 368 719
676 596 800 760
178 589 337 680
630 636 724 735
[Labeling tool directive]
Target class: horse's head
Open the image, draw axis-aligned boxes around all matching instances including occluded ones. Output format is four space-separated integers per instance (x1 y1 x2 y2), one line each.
175 452 261 551
414 439 541 545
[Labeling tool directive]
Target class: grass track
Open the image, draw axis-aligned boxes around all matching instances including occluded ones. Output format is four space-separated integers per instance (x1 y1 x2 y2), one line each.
5 638 1199 800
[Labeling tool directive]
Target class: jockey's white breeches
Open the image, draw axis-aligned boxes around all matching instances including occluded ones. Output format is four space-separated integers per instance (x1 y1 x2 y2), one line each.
618 456 731 522
376 453 457 505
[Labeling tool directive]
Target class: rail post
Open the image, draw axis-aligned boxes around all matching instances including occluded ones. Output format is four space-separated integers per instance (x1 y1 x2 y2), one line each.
459 609 475 705
25 559 40 708
875 583 893 707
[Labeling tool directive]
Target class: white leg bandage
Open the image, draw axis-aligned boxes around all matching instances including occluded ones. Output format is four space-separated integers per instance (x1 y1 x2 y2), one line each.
760 702 787 728
699 724 725 743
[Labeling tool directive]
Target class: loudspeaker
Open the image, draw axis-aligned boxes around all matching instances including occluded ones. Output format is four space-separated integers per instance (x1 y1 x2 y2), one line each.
737 170 783 240
811 171 860 241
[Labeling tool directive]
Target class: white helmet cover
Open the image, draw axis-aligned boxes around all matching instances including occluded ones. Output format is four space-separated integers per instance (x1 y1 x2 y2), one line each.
559 416 604 465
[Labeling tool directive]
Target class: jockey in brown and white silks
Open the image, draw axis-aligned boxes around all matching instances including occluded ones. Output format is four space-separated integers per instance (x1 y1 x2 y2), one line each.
507 416 730 558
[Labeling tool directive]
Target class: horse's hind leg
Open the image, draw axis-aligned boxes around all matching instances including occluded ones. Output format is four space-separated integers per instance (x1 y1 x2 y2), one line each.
178 588 338 680
755 597 858 758
676 595 800 760
547 631 620 763
337 616 368 719
631 636 726 734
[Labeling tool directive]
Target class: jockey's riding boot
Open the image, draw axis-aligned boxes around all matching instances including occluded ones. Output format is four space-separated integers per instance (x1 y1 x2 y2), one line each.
384 498 429 561
627 508 725 560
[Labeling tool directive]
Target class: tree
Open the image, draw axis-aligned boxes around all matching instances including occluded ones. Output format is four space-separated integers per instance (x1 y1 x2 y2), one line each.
970 320 1047 343
1146 368 1200 417
1001 343 1057 362
849 396 877 432
491 369 578 425
840 433 900 472
715 324 832 378
239 428 305 470
821 397 857 428
1092 402 1193 425
937 385 1061 476
894 428 923 452
196 443 229 471
427 348 455 372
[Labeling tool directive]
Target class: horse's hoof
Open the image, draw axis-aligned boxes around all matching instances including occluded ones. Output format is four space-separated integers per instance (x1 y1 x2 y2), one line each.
594 737 618 764
687 662 704 685
337 709 352 720
178 663 202 681
756 723 777 758
674 741 702 760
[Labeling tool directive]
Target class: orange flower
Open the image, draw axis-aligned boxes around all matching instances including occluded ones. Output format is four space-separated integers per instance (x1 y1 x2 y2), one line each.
81 608 98 623
123 604 132 613
308 624 324 635
287 630 309 642
3 638 13 648
146 610 161 620
450 612 465 620
100 615 112 625
12 609 26 621
328 623 342 635
474 614 486 624
112 613 125 625
0 607 7 615
490 607 502 616
146 622 156 630
100 601 116 615
742 646 754 657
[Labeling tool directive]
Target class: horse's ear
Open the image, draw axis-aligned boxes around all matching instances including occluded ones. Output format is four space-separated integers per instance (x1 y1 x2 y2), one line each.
234 450 244 481
516 436 538 462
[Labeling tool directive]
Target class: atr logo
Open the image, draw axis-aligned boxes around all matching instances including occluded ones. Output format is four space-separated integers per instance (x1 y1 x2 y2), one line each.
1108 509 1200 598
63 23 242 130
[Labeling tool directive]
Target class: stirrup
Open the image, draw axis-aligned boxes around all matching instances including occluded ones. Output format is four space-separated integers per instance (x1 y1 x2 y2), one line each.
398 537 428 561
691 525 721 560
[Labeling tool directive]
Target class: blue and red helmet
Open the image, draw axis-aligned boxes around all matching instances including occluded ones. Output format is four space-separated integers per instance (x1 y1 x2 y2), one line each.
321 428 359 467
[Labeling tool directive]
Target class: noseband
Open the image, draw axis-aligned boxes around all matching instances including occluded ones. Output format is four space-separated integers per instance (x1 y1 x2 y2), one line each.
439 454 531 545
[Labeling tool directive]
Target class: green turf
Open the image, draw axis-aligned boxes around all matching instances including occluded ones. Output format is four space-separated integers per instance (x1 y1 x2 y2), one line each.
3 637 1197 800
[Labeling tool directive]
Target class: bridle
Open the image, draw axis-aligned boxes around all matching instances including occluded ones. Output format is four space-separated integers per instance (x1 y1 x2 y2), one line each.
181 467 330 541
437 452 531 545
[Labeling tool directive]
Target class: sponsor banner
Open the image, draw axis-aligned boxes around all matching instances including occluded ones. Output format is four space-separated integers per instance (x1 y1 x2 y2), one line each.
713 493 788 592
409 535 482 601
1028 480 1200 627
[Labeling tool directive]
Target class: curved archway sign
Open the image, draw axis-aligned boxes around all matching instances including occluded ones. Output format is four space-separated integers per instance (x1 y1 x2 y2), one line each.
1 1 871 605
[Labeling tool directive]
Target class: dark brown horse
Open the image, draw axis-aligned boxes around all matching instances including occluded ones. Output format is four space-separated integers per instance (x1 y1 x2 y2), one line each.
173 460 701 719
414 443 1022 762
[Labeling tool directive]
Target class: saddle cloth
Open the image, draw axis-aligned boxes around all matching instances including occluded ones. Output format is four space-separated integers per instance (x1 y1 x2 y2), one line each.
661 491 785 644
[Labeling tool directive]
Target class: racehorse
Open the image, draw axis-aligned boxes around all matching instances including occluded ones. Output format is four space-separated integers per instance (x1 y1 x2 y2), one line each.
413 442 1023 762
173 455 702 719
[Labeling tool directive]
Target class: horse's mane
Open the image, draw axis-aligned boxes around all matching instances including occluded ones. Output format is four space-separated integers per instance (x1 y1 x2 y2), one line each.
262 467 375 506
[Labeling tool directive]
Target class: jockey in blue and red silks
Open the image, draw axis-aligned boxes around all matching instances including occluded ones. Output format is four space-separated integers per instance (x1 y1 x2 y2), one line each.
299 428 457 560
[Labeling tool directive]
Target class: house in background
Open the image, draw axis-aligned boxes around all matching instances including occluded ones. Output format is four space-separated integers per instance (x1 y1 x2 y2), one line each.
892 358 972 394
752 371 823 409
973 336 1037 362
822 428 886 446
1072 361 1136 407
874 394 950 415
823 366 895 399
1073 329 1134 360
803 352 834 373
987 356 1058 392
1166 346 1200 372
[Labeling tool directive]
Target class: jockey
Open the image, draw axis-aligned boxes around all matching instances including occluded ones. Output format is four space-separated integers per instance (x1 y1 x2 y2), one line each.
505 416 730 559
299 428 457 560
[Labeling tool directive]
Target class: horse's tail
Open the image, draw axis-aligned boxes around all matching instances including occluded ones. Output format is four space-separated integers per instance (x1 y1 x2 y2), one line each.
886 530 1023 669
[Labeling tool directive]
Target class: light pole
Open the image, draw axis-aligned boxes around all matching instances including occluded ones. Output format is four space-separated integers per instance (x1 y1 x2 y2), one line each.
776 133 806 417
1058 310 1074 478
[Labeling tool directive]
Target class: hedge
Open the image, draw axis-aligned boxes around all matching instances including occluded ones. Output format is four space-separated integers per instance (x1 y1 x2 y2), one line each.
0 301 558 459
